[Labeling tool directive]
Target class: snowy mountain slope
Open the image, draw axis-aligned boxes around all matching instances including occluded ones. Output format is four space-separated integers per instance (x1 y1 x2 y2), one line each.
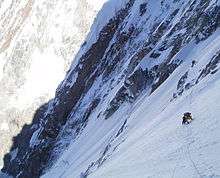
2 0 220 177
89 73 220 178
43 29 220 178
0 0 106 169
90 52 220 178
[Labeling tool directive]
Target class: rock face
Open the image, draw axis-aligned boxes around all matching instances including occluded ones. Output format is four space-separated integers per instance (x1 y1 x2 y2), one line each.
0 0 106 169
2 0 220 177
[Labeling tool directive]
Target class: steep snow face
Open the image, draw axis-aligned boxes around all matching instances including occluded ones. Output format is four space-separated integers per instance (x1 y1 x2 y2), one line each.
42 20 220 177
87 59 220 178
2 0 220 177
0 0 106 169
45 43 220 178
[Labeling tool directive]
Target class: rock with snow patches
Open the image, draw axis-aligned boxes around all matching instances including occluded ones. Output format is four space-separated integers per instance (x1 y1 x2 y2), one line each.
2 0 220 178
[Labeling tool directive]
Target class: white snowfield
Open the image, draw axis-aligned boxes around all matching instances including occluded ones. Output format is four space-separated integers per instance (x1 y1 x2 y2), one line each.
43 29 220 177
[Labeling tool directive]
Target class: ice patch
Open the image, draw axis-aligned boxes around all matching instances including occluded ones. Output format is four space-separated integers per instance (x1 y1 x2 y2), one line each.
10 148 18 162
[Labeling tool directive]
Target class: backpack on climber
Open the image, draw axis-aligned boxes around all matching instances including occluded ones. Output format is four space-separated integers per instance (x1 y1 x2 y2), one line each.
182 112 193 125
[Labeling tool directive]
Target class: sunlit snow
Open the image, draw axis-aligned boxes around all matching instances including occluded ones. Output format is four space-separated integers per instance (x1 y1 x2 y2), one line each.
14 48 65 108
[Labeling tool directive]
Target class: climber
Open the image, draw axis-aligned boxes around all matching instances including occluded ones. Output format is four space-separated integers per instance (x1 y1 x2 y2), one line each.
191 60 196 67
182 112 193 125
